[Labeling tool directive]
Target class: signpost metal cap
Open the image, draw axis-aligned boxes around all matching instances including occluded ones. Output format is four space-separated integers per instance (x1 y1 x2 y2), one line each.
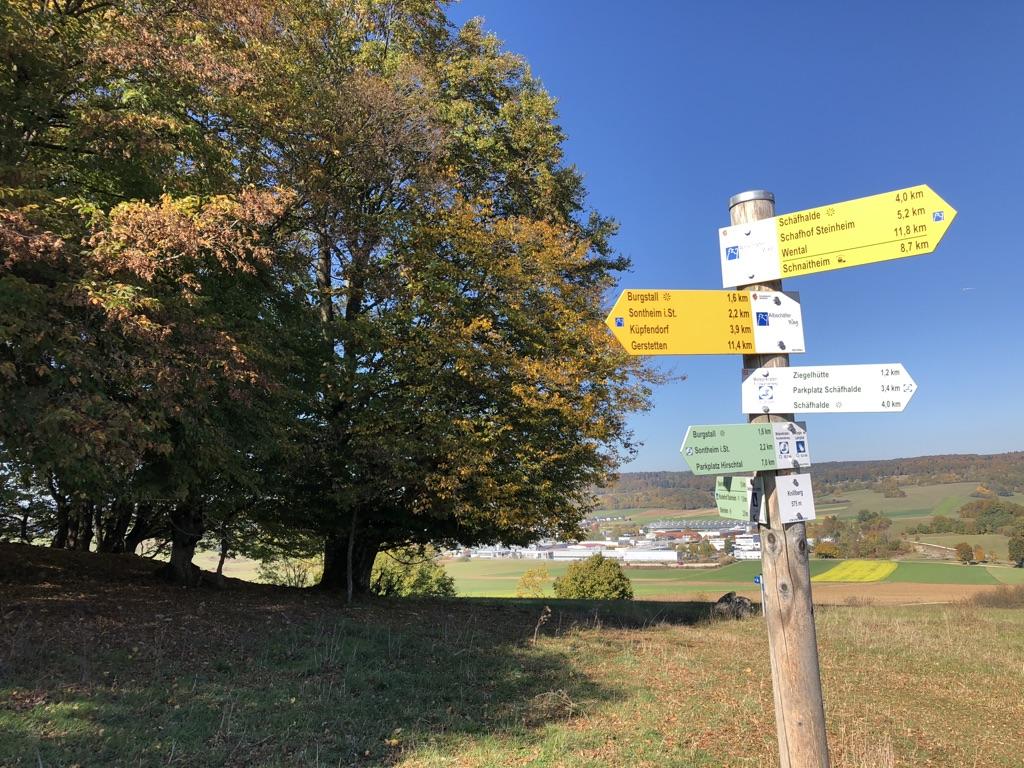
729 190 775 209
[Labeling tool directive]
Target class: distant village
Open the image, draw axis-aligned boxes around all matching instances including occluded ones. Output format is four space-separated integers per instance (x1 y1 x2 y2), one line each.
451 518 762 564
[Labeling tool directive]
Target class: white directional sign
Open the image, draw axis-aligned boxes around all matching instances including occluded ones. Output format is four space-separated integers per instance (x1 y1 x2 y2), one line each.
742 364 917 414
777 473 817 523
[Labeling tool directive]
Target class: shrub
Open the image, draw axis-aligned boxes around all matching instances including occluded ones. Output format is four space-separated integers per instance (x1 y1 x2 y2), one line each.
257 556 322 587
516 565 551 598
370 545 456 598
968 584 1024 608
553 554 633 600
814 542 841 559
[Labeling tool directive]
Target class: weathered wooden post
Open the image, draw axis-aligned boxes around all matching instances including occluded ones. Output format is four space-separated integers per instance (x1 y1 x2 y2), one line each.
730 189 830 768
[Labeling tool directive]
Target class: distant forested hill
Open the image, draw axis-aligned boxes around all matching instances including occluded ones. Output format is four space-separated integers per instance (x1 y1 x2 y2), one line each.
595 452 1024 511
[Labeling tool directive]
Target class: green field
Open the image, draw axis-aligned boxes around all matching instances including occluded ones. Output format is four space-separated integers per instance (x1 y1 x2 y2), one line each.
990 566 1024 584
814 481 986 523
447 559 777 598
599 507 716 524
450 557 1024 596
191 551 263 581
915 533 1010 560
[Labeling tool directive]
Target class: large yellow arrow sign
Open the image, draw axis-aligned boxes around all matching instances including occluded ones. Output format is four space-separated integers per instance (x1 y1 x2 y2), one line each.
604 290 805 355
720 185 957 286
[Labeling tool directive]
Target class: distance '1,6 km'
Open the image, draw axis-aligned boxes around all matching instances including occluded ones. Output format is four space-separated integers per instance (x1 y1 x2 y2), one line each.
604 289 805 356
680 422 811 475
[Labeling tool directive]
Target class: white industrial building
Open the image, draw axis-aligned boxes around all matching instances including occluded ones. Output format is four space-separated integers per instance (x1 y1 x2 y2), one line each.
733 534 762 561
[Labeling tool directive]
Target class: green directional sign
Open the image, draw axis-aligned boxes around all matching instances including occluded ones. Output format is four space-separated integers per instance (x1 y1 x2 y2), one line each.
680 422 810 475
715 476 764 521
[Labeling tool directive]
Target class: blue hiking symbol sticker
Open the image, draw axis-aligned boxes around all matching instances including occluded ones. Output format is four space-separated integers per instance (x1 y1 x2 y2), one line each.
756 312 769 326
614 317 624 327
726 245 740 260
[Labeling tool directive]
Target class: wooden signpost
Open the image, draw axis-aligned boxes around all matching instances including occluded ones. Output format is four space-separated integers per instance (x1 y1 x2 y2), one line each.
729 190 831 768
602 182 956 768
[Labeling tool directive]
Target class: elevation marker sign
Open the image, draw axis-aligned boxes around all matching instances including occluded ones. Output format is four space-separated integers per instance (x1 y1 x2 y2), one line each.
777 473 817 523
742 363 917 414
719 184 957 287
680 422 810 475
605 290 804 355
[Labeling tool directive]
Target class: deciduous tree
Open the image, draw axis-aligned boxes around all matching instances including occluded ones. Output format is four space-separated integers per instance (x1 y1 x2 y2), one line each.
1009 535 1024 567
955 542 974 564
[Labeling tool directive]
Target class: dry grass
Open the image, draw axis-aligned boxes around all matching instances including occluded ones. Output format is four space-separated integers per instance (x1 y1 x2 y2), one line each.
2 544 1023 767
967 583 1024 608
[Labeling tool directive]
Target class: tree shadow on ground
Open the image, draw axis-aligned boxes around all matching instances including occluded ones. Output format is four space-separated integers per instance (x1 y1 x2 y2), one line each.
2 555 714 767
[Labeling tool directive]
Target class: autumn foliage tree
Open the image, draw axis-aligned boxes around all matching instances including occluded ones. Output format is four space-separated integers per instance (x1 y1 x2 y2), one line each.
1 0 655 590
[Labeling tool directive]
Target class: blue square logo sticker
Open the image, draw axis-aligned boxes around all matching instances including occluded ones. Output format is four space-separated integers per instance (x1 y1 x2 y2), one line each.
614 317 624 328
795 439 806 454
933 210 944 222
756 312 769 326
726 245 740 261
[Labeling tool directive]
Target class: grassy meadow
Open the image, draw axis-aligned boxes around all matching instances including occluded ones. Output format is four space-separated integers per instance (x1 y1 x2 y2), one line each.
3 543 1024 768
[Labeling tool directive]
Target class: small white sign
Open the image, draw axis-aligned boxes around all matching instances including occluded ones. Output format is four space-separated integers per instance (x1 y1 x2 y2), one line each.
778 473 816 523
720 218 781 288
772 421 811 469
742 363 917 414
750 291 805 353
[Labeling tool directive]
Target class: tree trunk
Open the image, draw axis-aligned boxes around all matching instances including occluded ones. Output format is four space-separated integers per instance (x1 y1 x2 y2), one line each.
317 232 335 325
72 502 94 551
20 507 29 542
346 508 357 603
96 500 135 553
49 476 69 549
216 535 229 577
160 502 204 586
124 503 154 554
65 501 85 550
320 526 378 597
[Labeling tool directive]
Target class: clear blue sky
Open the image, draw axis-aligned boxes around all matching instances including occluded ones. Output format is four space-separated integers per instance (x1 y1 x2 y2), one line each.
450 1 1024 472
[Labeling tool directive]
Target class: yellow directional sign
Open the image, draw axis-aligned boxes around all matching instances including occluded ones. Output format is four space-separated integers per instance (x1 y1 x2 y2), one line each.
720 185 957 286
604 290 805 355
